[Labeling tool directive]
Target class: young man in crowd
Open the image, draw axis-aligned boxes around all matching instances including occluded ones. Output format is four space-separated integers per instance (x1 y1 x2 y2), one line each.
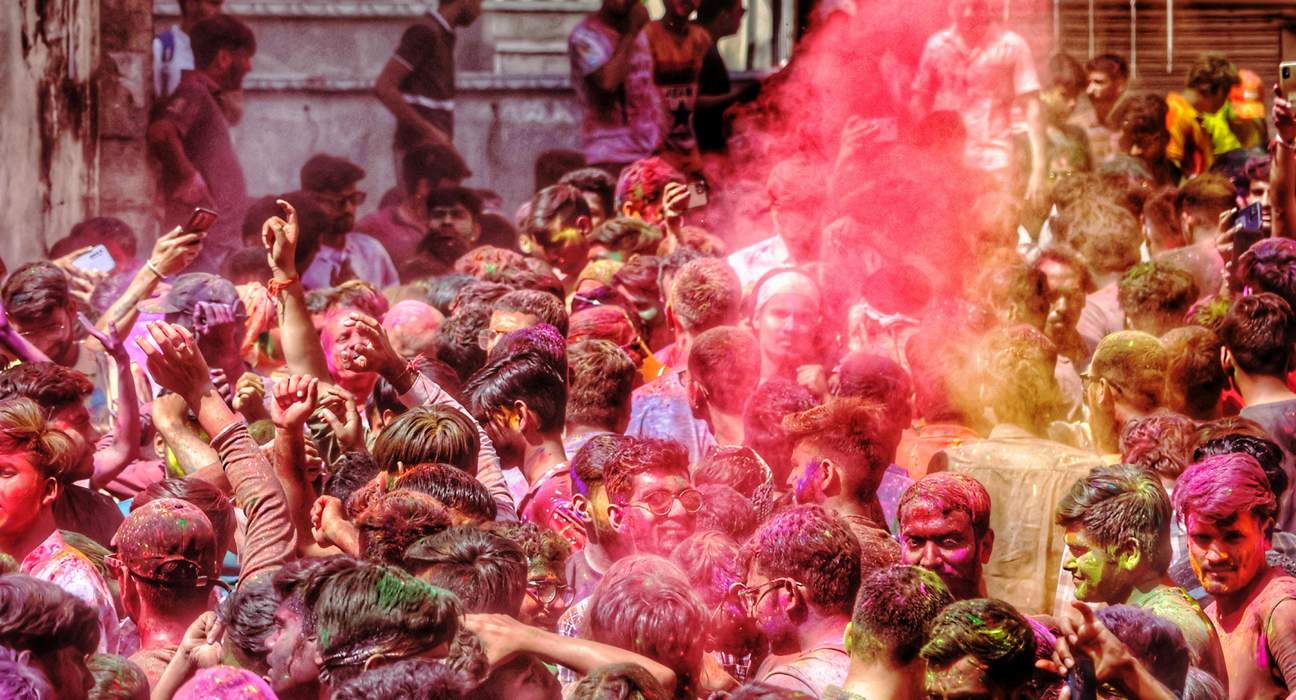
919 598 1038 699
568 0 661 173
644 0 713 175
565 339 638 457
147 15 256 266
153 0 225 98
686 326 760 450
1174 453 1296 698
417 186 485 269
1085 330 1171 457
356 144 471 262
1075 53 1129 164
738 504 860 696
897 472 994 602
826 565 954 700
298 154 399 290
374 0 483 166
604 437 698 559
1055 464 1226 679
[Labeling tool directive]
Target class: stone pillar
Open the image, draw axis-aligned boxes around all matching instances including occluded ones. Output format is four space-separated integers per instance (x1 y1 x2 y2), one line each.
0 0 153 270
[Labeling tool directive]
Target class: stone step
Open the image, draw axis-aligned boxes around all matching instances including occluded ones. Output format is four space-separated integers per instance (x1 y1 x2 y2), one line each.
493 39 570 75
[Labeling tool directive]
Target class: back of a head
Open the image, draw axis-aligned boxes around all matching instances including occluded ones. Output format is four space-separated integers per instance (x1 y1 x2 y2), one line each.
189 15 256 70
560 168 617 219
87 654 148 700
372 406 481 475
1120 413 1198 482
567 339 637 432
920 598 1036 692
1186 52 1239 96
570 663 670 700
1118 262 1198 334
1091 331 1170 412
0 574 99 658
688 326 760 414
1218 292 1295 378
0 645 52 700
487 323 568 370
981 324 1063 433
846 565 953 666
356 490 451 566
495 289 569 337
135 477 236 555
174 666 277 700
1063 198 1142 277
524 184 591 243
1096 605 1189 693
1086 53 1129 81
1161 325 1227 420
669 530 742 607
1194 432 1288 501
1239 238 1296 309
300 154 365 193
404 526 527 615
782 397 897 485
832 352 914 429
1113 94 1170 140
1183 666 1226 700
333 658 471 700
1055 464 1173 573
1177 173 1237 224
304 562 462 685
669 258 742 334
586 570 706 692
742 379 819 479
738 504 861 616
392 462 497 522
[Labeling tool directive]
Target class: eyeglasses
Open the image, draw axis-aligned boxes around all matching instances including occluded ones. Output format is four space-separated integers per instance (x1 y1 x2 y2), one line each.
17 321 68 339
527 580 574 606
632 488 704 516
728 578 799 613
316 191 367 208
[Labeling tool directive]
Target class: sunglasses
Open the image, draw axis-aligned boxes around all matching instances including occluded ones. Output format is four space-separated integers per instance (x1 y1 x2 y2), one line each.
631 488 704 516
527 580 574 606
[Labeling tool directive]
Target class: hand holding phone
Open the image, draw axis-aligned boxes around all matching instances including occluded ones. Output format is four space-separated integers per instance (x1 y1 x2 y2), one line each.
185 207 218 234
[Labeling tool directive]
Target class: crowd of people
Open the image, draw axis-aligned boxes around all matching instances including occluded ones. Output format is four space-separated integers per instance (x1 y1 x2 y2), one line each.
5 0 1296 698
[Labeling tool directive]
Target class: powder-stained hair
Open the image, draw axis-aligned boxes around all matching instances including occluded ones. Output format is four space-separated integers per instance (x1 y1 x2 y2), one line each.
404 526 528 615
0 363 94 411
603 438 690 506
738 505 861 615
1091 331 1169 412
0 574 99 657
356 490 452 566
668 258 742 333
743 379 819 480
0 645 52 700
570 662 670 700
1219 293 1296 377
391 463 497 523
846 565 953 664
1096 605 1189 694
1056 464 1173 572
87 653 148 700
571 434 635 494
980 325 1065 434
1193 432 1287 500
216 575 277 676
567 339 637 431
920 598 1036 691
1239 238 1296 310
0 398 76 483
332 658 471 700
466 349 567 434
689 327 761 413
1118 262 1198 326
0 263 70 325
898 473 993 539
586 569 706 696
1174 453 1277 524
1161 326 1227 420
1120 414 1197 481
372 406 480 475
494 289 569 336
782 397 896 491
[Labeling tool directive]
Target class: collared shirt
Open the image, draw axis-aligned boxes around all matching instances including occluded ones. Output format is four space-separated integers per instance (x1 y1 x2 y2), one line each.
392 13 457 149
301 233 400 291
912 26 1040 173
569 16 662 165
21 529 123 655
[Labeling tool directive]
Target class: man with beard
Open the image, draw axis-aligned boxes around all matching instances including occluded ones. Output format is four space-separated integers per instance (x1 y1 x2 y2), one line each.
298 154 398 290
416 187 484 269
1174 453 1296 699
264 558 362 700
565 434 635 601
147 15 256 267
737 504 860 696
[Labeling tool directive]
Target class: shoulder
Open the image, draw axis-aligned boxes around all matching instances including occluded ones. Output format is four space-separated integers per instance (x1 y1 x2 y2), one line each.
401 22 440 42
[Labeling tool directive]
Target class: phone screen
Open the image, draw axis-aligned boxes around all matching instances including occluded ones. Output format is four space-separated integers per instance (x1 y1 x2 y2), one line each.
72 245 116 274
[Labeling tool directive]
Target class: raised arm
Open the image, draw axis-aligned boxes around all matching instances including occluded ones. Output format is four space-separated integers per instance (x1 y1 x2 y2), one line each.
97 227 203 333
1272 88 1296 239
80 317 141 491
136 321 296 583
262 199 333 380
270 375 321 557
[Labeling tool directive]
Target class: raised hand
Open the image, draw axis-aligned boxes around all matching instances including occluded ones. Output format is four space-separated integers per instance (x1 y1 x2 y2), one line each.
262 199 300 278
338 312 403 379
78 313 128 362
271 375 319 430
178 610 224 670
319 386 363 452
149 226 204 278
231 371 268 422
134 322 213 406
661 181 692 220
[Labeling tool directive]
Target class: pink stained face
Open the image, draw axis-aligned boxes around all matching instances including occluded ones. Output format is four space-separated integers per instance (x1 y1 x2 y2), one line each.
1185 510 1271 597
321 313 374 386
619 471 696 557
754 293 819 369
0 449 52 540
899 504 985 600
264 597 320 694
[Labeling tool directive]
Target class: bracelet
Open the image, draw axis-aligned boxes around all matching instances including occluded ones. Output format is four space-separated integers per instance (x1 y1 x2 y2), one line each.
145 260 164 279
266 276 298 297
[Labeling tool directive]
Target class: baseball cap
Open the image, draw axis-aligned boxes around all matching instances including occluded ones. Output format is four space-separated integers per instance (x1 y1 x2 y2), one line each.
112 498 220 587
141 272 245 319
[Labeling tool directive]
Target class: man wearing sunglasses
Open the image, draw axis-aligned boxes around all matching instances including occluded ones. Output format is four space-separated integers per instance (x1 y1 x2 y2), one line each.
298 154 398 290
604 437 700 558
736 504 860 696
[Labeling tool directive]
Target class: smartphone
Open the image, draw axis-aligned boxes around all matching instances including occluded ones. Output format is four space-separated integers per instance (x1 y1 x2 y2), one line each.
72 245 116 274
687 181 708 209
1282 62 1296 99
185 207 219 234
1229 202 1269 291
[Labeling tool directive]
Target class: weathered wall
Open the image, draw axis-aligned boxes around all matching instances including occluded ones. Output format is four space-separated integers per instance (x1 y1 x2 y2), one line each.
0 0 154 268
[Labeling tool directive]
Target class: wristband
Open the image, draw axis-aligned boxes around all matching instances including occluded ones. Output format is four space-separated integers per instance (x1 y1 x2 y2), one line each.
266 276 298 297
145 260 165 279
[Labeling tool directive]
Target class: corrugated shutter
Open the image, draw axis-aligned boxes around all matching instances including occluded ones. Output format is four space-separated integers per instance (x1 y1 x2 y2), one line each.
1056 0 1294 96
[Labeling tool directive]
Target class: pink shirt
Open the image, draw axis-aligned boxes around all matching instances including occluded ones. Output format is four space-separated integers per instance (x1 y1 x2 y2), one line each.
568 17 662 165
21 529 124 655
912 26 1040 172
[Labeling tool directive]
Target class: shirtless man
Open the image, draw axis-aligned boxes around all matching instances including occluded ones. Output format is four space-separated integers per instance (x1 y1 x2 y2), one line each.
1174 453 1296 699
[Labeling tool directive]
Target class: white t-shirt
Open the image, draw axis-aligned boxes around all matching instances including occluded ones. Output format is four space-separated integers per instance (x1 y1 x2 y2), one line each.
153 25 194 98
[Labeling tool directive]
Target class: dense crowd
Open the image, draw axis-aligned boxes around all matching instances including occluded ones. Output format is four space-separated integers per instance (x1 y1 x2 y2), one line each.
4 0 1296 698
